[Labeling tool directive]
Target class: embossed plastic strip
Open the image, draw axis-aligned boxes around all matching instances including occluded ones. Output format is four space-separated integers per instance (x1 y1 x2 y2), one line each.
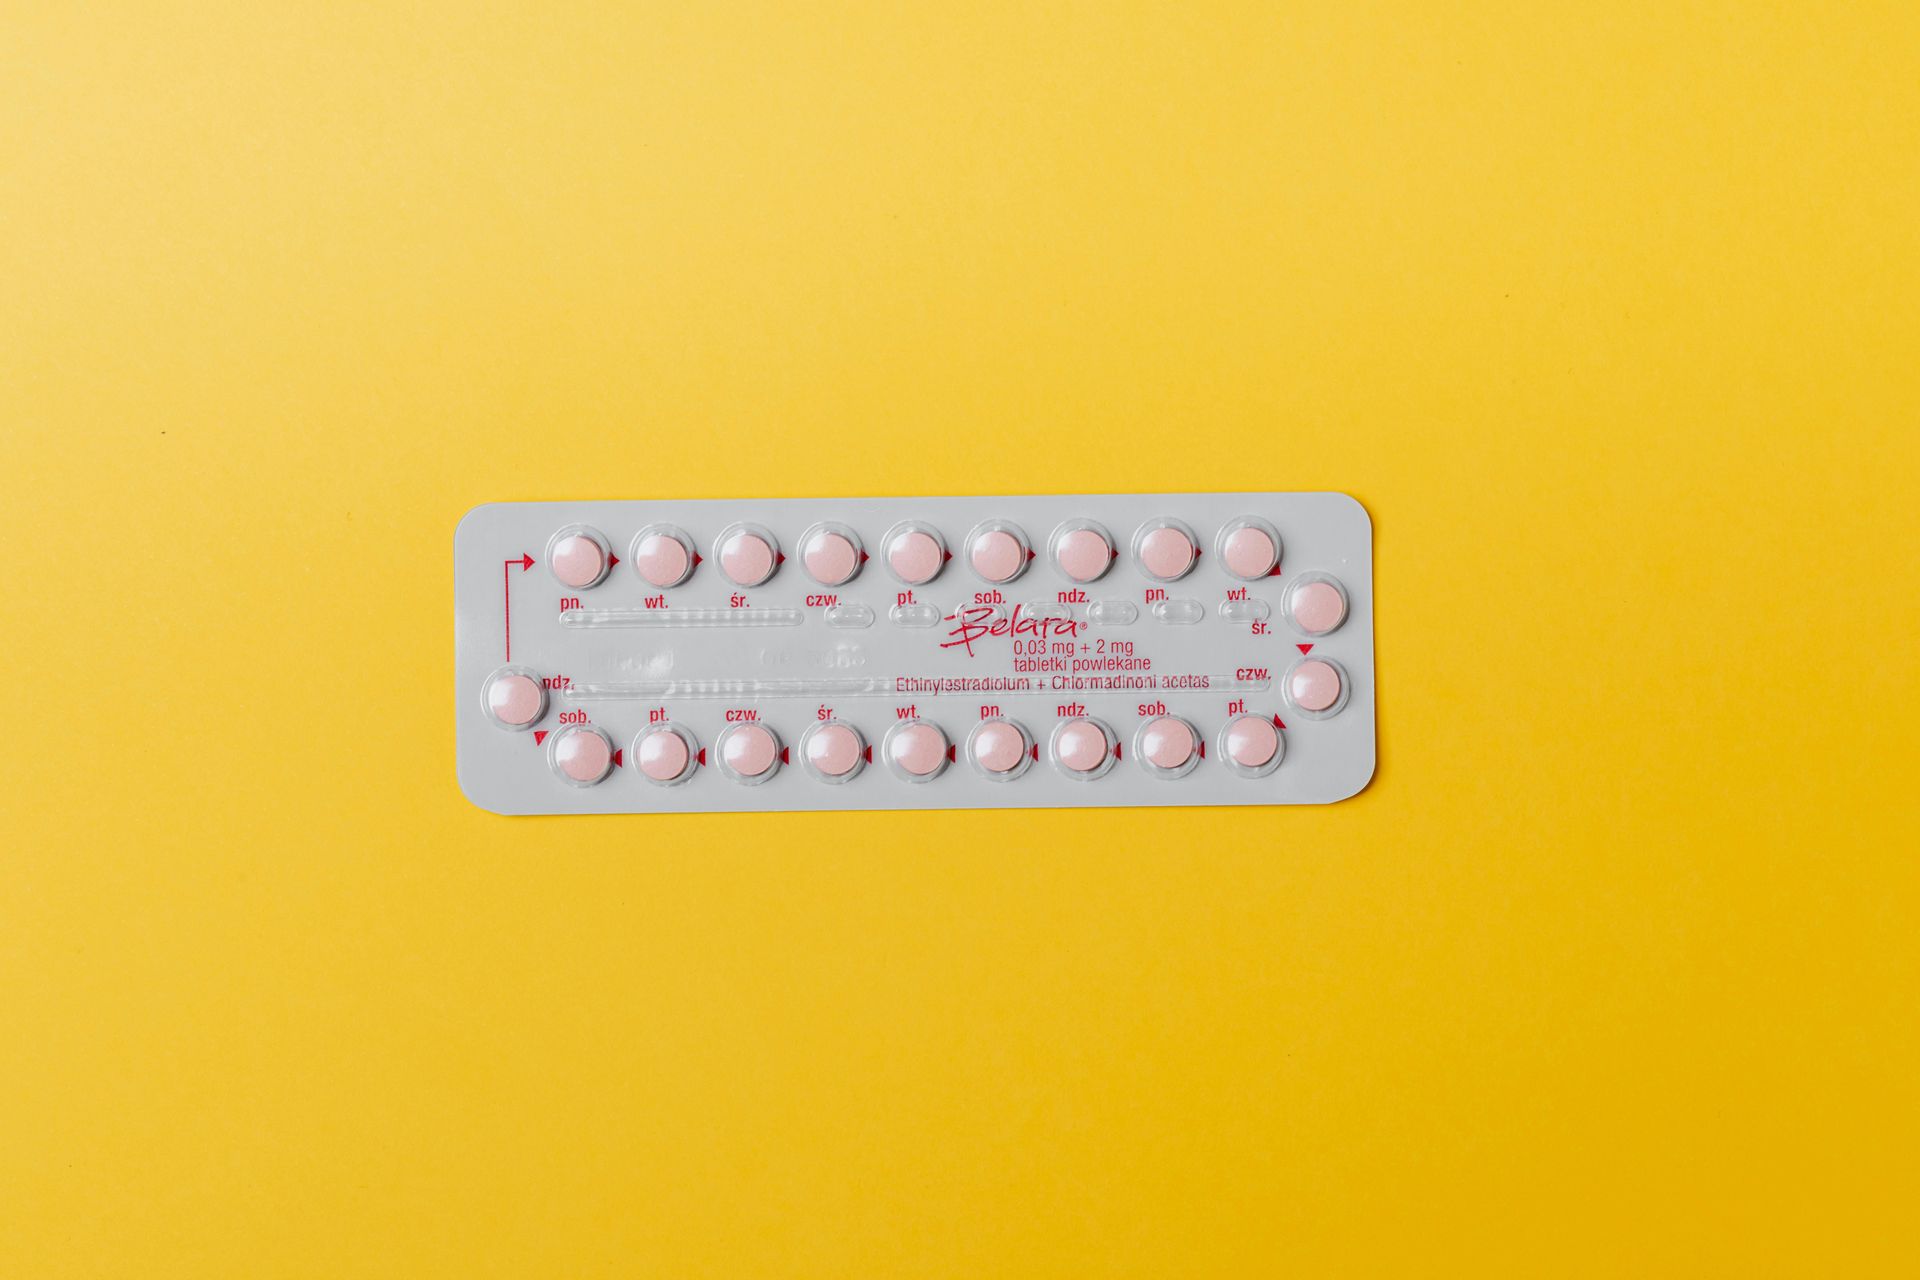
559 607 805 629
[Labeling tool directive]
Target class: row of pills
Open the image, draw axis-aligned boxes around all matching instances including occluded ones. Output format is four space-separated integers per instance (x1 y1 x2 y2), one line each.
540 712 1300 789
547 514 1293 592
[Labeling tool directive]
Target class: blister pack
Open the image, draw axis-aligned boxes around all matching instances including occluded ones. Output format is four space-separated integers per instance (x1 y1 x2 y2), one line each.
455 493 1374 814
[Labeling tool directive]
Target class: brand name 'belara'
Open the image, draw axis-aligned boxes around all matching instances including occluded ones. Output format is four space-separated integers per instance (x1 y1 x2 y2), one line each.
940 603 1085 657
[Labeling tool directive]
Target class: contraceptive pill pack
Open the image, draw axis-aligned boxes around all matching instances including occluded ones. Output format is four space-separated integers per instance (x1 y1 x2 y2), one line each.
455 493 1374 814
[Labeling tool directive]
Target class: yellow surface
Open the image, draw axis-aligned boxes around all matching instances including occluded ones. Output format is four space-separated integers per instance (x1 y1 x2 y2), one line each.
5 2 1918 1274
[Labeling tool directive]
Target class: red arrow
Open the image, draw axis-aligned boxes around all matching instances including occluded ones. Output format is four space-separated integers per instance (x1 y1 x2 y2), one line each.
860 550 870 564
947 744 957 763
1268 563 1283 577
780 746 791 764
503 555 535 659
943 549 953 562
864 745 874 763
1027 548 1036 560
776 552 786 566
608 553 619 569
1297 643 1314 654
1273 714 1287 730
692 552 703 567
1031 743 1040 760
533 730 549 745
697 748 707 766
612 748 624 768
1112 743 1122 761
1198 741 1206 758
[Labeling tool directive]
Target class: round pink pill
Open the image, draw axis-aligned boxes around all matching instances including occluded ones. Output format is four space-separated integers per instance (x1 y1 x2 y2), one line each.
1290 581 1347 635
1137 526 1195 580
1139 717 1196 770
888 530 944 584
722 723 778 778
1054 719 1109 772
554 727 612 784
1289 660 1343 713
1224 716 1280 769
970 721 1026 774
970 529 1025 583
487 673 543 726
1222 525 1278 579
802 531 860 586
636 729 690 782
550 534 606 588
719 531 775 586
888 722 947 777
807 723 862 777
1056 529 1112 582
632 532 690 588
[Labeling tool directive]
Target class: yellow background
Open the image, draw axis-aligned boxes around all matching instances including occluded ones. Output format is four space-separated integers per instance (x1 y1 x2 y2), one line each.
5 2 1917 1273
